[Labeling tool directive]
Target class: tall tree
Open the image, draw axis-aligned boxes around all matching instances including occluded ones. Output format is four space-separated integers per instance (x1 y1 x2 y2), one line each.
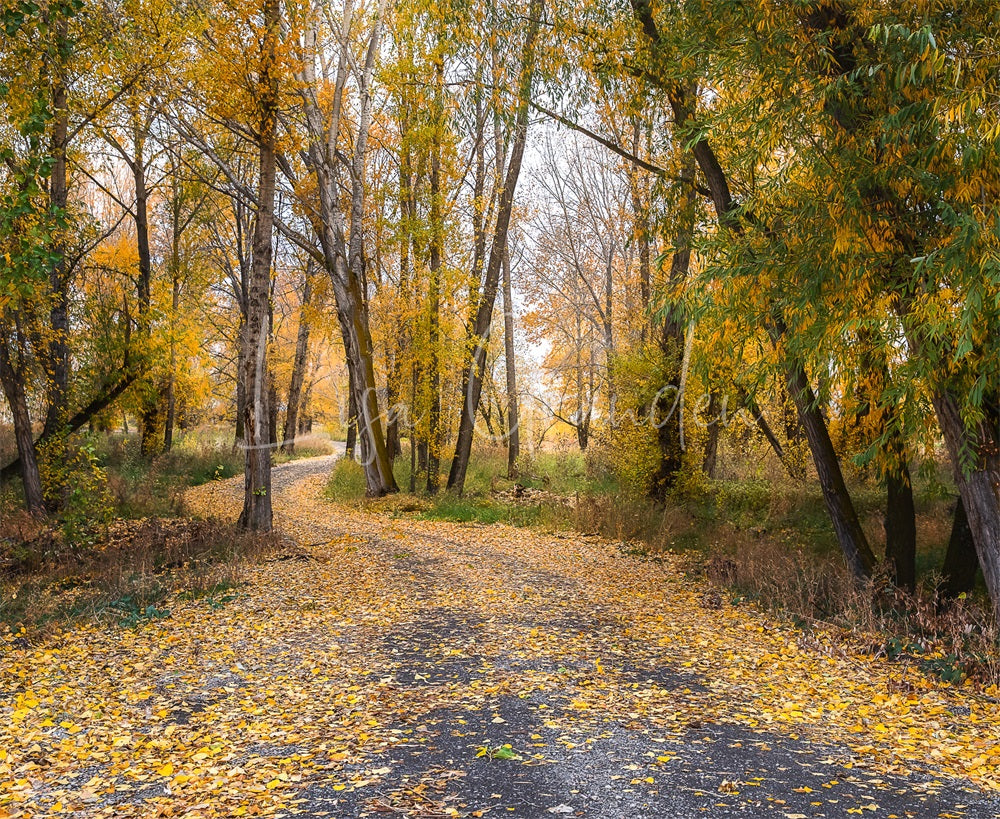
448 0 543 493
238 0 281 532
296 0 397 497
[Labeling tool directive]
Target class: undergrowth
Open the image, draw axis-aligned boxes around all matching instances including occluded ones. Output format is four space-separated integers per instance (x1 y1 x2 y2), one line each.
0 515 276 639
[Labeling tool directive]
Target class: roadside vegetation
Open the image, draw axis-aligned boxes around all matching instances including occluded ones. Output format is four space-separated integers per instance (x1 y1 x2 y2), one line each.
0 429 333 636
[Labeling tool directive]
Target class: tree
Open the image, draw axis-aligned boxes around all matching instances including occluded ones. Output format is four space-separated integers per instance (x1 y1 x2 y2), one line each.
448 0 544 493
296 0 397 497
236 0 281 532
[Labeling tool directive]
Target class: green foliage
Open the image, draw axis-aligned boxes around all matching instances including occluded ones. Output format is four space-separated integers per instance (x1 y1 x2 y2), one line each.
476 743 521 761
37 435 114 546
325 457 368 502
103 595 171 629
0 0 77 310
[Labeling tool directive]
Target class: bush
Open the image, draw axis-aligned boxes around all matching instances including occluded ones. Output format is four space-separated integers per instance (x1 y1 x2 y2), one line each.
37 435 114 547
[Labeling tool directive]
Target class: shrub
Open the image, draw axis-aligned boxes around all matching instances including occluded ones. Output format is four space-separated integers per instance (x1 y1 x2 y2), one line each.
37 435 114 547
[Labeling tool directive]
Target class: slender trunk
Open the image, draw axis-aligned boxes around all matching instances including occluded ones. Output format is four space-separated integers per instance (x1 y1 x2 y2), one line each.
282 275 312 454
134 135 158 456
388 115 414 464
238 0 279 532
0 330 45 516
345 370 357 460
740 393 801 477
629 119 652 342
426 56 444 494
702 392 721 479
502 238 519 477
941 497 979 599
163 256 181 451
409 362 418 492
603 253 615 423
42 74 70 439
234 336 246 450
384 351 401 459
469 85 488 325
298 367 315 436
856 332 915 589
785 360 876 577
885 464 916 592
448 0 543 494
1 370 137 482
267 372 279 452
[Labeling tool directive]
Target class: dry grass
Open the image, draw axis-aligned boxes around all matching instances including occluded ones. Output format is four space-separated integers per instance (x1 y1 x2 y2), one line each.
685 531 1000 688
0 514 279 638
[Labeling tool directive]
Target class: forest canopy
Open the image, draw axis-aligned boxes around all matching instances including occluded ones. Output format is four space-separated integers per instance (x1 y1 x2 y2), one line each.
2 0 1000 612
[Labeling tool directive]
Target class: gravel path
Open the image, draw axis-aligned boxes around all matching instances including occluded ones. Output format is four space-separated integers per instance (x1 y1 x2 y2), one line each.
3 455 998 819
240 458 1000 818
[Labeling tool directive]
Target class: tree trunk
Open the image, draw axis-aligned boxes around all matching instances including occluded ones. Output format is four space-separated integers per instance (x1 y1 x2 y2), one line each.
502 238 519 478
282 275 312 454
649 158 695 500
739 392 789 467
785 361 876 577
885 464 916 592
345 371 358 460
299 0 397 497
388 117 415 464
163 261 181 452
298 368 315 436
133 134 158 457
941 497 979 599
267 372 279 453
1 371 137 483
234 336 246 451
384 353 402 460
42 61 70 440
426 55 444 494
163 174 185 453
928 389 1000 616
238 0 279 533
448 0 542 494
0 331 45 516
140 403 161 457
629 118 652 343
702 392 722 478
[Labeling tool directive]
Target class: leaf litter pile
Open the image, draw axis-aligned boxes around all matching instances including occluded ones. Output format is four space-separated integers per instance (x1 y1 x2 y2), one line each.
2 457 1000 818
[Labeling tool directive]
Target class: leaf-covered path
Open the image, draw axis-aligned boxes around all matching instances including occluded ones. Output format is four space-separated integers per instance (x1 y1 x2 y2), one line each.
3 457 1000 818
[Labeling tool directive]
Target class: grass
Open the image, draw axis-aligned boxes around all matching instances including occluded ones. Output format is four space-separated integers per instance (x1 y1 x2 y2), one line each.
0 426 330 638
326 446 603 527
94 430 244 518
94 428 337 517
0 515 276 638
